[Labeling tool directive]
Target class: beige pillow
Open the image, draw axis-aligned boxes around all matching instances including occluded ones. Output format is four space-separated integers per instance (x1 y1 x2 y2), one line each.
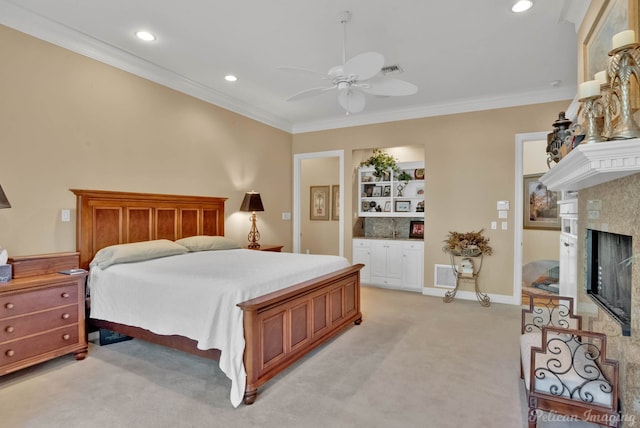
175 235 241 252
90 239 188 269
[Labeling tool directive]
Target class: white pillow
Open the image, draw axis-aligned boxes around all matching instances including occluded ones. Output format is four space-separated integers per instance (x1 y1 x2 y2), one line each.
90 239 188 269
175 235 241 252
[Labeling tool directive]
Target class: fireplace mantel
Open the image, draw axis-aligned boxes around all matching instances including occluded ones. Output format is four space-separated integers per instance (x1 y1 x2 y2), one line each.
540 138 640 191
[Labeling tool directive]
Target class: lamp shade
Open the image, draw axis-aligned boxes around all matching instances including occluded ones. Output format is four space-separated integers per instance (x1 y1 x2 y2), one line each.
0 185 10 209
240 192 264 212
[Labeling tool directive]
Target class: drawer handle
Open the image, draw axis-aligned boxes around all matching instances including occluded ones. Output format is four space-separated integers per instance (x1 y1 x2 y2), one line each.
6 349 15 357
4 303 14 310
61 292 70 299
61 313 70 320
5 326 14 333
62 334 71 341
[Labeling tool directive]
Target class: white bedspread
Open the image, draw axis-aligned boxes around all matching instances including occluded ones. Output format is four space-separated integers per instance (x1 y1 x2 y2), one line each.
88 249 350 407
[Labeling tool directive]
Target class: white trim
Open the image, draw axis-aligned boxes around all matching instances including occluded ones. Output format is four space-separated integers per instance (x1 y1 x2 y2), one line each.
421 287 514 306
293 151 344 257
514 132 550 305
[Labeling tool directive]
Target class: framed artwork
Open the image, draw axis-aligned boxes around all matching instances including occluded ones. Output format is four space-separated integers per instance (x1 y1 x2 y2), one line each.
409 221 424 239
395 200 411 212
523 174 560 230
383 201 391 212
310 185 330 220
372 186 382 197
581 0 639 107
383 185 391 197
331 185 340 221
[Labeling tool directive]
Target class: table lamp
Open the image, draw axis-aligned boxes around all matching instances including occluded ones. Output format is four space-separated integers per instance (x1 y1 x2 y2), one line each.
239 191 264 248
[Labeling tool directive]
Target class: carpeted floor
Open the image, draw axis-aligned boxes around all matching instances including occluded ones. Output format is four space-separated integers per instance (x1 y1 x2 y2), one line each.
0 286 599 427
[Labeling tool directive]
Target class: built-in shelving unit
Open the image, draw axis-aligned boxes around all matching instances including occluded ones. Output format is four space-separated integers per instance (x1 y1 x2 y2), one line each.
358 161 424 217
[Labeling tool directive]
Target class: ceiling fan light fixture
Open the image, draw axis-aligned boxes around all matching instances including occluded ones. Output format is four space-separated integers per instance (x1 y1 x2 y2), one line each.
511 0 533 13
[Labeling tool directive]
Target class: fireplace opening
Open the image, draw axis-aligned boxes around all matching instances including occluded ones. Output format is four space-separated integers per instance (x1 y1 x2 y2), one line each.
586 229 632 336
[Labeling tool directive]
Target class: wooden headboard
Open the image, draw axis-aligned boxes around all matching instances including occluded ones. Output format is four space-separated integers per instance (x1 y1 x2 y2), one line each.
71 189 227 269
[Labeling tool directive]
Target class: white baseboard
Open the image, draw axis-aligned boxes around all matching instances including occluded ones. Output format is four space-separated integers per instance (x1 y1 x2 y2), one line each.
422 287 516 305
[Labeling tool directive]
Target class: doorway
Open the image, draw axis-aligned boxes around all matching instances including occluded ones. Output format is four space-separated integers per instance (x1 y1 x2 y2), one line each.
293 150 344 256
514 131 561 304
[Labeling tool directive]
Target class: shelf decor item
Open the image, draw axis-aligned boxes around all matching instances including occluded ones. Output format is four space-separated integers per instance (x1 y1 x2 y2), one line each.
359 149 400 180
442 229 493 257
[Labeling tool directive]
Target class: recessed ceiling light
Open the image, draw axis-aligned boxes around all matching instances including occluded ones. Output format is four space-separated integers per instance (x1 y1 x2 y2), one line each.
512 0 533 13
225 74 238 82
135 31 156 41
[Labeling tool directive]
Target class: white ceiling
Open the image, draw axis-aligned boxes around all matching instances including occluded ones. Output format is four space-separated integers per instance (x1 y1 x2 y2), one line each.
0 0 589 133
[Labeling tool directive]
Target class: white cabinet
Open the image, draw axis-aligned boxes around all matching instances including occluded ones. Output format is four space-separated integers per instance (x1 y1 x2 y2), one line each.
352 239 372 284
371 240 403 287
401 241 424 291
358 161 424 217
352 239 423 292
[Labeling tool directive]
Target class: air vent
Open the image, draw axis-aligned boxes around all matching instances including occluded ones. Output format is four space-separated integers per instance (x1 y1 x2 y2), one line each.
381 64 404 75
434 264 456 289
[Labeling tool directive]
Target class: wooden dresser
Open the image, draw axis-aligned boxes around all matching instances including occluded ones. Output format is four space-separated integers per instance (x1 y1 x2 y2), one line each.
0 252 87 375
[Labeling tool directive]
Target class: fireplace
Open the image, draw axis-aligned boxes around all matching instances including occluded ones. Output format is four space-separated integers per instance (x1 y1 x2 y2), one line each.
586 229 632 336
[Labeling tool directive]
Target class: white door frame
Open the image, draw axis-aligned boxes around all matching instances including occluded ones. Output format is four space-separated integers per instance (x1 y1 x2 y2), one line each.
293 150 345 256
513 131 548 304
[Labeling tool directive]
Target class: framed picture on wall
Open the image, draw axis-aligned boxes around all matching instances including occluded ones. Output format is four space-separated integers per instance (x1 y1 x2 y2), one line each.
395 200 411 212
310 185 330 220
331 185 339 221
523 174 560 230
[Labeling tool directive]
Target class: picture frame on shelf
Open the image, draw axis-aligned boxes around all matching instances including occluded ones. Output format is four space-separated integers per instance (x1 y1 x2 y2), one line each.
395 200 411 212
383 185 391 197
414 168 425 180
372 186 382 197
409 221 424 239
310 185 330 221
361 201 370 212
331 185 339 221
364 184 374 197
523 173 560 230
384 201 391 212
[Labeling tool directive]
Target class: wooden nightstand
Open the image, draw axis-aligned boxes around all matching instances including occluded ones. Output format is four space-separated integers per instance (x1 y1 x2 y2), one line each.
245 244 283 252
1 252 88 376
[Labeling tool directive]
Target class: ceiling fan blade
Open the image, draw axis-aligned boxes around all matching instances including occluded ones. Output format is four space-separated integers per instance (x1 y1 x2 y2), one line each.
277 66 328 79
361 77 418 96
286 85 335 101
343 51 385 81
338 88 366 113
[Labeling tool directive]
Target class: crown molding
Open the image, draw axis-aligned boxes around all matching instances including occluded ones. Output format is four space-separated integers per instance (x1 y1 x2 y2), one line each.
0 0 577 135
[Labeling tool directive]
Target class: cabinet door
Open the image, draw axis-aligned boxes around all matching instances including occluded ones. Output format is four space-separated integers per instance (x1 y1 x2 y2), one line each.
352 241 371 284
371 242 388 278
385 241 402 280
402 242 424 291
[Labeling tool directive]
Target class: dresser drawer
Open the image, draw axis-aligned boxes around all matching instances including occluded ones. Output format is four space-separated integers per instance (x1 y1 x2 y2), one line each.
0 284 78 318
0 325 79 367
0 305 78 343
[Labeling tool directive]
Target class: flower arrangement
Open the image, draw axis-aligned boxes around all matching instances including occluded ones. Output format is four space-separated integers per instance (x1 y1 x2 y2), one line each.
443 229 493 256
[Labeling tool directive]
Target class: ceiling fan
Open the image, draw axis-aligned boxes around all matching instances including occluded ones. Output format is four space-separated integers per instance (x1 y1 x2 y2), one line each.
279 11 418 114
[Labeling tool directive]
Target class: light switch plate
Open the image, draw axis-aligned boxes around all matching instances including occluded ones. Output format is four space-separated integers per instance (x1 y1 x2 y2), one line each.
61 209 71 222
497 200 510 210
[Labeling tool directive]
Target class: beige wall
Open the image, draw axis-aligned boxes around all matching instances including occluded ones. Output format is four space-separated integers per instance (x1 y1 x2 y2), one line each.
0 25 293 256
301 157 339 255
293 100 571 297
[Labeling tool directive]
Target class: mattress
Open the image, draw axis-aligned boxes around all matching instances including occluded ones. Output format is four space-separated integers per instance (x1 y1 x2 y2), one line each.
88 249 350 407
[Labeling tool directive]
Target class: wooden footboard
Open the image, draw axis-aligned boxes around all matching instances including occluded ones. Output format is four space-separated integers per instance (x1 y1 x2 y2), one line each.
239 264 363 404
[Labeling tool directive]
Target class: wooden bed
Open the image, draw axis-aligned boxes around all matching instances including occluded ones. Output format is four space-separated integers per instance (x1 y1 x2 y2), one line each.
72 189 363 405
